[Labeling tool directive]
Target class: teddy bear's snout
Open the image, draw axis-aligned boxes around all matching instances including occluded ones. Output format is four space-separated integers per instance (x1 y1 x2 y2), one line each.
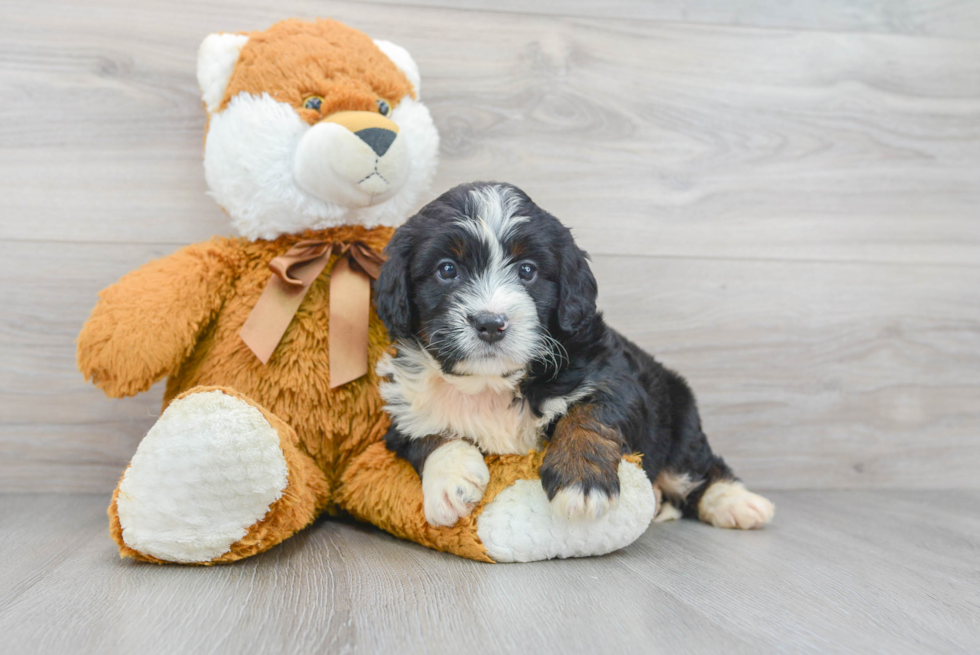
293 110 410 209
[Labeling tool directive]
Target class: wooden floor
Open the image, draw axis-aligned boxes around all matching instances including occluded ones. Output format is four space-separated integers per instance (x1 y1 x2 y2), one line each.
1 491 977 655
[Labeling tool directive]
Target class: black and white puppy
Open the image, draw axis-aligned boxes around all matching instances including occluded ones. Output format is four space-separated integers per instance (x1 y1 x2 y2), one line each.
374 182 774 530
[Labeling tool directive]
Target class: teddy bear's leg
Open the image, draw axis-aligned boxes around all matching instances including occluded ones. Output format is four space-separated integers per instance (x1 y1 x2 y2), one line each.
474 455 657 563
108 386 329 564
337 443 657 563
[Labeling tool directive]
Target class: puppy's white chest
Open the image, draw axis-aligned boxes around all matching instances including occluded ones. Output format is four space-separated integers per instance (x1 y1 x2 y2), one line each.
378 353 546 455
433 382 542 455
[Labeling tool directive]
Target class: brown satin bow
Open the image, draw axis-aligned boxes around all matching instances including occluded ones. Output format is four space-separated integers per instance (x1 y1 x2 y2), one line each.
239 239 385 388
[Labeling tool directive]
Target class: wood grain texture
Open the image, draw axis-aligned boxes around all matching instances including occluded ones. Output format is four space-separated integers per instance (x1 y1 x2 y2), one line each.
1 0 979 264
1 491 978 654
359 0 980 40
1 0 978 492
2 241 978 492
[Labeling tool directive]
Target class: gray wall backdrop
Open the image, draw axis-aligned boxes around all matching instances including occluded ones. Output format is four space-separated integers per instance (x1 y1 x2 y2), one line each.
2 0 978 492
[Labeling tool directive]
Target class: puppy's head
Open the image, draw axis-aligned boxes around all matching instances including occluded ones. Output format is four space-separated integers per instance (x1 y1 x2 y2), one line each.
375 182 597 377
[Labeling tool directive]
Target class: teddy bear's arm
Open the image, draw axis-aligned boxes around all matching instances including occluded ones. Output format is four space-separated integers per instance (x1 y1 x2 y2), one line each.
77 239 240 398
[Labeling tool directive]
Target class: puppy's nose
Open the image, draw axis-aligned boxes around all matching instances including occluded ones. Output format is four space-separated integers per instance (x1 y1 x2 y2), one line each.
470 313 508 344
355 128 397 157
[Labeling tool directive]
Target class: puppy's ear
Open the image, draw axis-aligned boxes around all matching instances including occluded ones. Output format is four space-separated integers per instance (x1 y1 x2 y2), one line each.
374 226 415 340
556 232 598 334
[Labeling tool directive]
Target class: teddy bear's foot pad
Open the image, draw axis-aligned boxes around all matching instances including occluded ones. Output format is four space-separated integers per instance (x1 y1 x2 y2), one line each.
476 461 656 563
115 390 289 563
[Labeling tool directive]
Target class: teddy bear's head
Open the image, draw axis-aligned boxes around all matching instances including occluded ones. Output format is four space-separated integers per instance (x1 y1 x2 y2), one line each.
197 19 439 240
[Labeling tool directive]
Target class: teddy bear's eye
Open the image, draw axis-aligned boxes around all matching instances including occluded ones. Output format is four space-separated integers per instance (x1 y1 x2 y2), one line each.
377 99 390 116
303 96 323 111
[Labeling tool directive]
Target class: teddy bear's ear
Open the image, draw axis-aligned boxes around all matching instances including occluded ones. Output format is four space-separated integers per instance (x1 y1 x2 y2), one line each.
197 33 250 114
373 39 422 99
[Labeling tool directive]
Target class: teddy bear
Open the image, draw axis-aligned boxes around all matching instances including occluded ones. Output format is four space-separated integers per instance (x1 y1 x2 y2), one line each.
76 18 656 565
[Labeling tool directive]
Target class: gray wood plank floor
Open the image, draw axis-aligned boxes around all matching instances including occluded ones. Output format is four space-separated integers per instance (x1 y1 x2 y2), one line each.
1 492 977 655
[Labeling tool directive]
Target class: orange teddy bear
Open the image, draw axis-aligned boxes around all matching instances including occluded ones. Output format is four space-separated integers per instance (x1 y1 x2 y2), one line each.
77 19 656 565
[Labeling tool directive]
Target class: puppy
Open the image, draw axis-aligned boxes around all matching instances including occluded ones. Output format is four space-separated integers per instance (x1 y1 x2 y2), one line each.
374 182 774 530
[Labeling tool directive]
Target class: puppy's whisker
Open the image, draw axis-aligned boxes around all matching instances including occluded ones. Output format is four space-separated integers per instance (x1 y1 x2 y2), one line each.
530 330 567 378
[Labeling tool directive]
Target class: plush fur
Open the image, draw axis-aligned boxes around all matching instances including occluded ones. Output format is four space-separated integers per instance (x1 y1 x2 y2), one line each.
376 182 774 529
115 389 291 563
202 19 439 239
82 20 653 565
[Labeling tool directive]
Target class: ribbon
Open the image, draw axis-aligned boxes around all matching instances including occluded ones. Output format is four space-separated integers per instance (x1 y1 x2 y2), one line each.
239 239 385 388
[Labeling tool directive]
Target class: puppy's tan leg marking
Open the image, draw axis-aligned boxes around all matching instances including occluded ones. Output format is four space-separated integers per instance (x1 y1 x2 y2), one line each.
541 405 624 520
421 439 490 527
698 480 775 529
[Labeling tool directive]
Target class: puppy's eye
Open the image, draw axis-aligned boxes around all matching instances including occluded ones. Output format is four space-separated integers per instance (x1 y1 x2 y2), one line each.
303 96 323 111
377 99 390 116
518 262 537 282
437 261 458 280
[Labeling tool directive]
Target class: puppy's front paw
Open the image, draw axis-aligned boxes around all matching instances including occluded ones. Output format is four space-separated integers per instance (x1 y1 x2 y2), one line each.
550 485 619 520
421 440 490 527
540 449 621 521
541 406 624 520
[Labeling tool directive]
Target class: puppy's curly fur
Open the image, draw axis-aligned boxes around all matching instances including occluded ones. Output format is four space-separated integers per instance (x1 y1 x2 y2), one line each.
375 182 774 528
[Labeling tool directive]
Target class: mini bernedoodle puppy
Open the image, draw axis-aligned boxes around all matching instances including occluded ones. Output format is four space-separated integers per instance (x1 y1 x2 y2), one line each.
374 181 775 530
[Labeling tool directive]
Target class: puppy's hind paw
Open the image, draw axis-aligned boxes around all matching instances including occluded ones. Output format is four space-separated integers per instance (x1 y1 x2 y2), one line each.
698 481 774 530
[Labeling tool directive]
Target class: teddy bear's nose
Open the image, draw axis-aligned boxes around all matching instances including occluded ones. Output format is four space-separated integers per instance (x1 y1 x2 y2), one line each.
355 127 397 157
321 111 400 158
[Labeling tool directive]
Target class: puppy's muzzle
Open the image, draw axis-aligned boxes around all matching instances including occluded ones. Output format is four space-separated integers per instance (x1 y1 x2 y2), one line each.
470 313 508 344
